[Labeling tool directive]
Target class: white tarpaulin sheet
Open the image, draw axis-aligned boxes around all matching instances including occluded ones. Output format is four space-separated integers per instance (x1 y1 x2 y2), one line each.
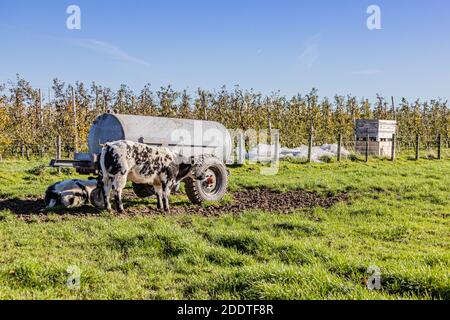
247 143 350 163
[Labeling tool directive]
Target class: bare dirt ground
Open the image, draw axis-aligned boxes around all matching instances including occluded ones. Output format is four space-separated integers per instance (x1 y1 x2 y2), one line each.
0 189 348 221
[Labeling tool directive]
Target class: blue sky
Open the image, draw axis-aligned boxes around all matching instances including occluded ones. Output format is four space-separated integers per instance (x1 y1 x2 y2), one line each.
0 0 449 100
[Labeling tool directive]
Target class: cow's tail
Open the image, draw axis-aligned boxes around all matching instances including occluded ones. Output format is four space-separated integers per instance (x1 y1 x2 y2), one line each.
99 144 109 186
98 144 112 210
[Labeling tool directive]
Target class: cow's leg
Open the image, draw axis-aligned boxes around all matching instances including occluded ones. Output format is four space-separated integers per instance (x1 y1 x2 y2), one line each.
113 174 127 213
113 191 124 214
162 183 171 212
102 178 113 212
155 186 164 211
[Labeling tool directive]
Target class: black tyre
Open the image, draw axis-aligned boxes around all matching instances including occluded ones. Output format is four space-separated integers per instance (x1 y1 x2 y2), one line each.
132 183 155 198
184 156 228 204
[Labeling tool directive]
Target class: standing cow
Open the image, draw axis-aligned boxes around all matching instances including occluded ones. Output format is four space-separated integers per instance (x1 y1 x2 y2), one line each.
99 140 204 213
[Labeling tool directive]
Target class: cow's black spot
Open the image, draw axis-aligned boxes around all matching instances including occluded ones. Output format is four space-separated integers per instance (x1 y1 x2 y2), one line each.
44 191 61 206
176 163 193 182
47 183 57 193
104 146 123 175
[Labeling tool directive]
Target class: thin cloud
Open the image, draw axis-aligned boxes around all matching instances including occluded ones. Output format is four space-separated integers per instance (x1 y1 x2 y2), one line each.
69 38 150 67
0 24 151 68
352 69 381 76
298 35 321 71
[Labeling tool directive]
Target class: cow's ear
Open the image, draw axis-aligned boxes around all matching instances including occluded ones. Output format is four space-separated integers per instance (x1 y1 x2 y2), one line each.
176 163 192 181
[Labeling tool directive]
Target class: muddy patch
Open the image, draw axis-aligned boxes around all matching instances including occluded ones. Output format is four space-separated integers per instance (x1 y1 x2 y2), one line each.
154 189 348 217
0 198 43 215
0 189 348 221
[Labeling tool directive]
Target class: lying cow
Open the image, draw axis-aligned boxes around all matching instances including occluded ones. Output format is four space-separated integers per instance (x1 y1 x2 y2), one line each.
45 179 98 208
100 140 204 213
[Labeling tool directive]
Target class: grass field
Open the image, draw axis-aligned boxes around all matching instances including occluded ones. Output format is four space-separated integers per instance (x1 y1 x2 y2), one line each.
0 156 449 299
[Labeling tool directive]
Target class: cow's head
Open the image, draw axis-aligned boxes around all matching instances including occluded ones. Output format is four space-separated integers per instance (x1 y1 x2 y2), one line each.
176 162 206 182
170 154 206 184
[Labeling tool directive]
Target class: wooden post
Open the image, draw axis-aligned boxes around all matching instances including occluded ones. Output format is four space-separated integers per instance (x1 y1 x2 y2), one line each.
365 133 369 162
307 126 313 163
306 95 313 163
391 96 396 121
38 89 43 126
72 87 78 154
38 89 45 157
141 91 145 113
201 91 208 121
391 133 396 161
56 135 62 174
273 130 280 164
237 132 245 165
337 133 342 162
104 95 108 113
415 134 420 160
437 134 442 160
95 88 99 111
267 104 273 145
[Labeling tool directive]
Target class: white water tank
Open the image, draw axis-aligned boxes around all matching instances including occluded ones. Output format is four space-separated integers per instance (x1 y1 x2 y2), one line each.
88 113 233 163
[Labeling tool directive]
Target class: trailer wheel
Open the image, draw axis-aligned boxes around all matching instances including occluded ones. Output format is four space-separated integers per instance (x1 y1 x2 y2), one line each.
184 157 228 204
132 183 155 198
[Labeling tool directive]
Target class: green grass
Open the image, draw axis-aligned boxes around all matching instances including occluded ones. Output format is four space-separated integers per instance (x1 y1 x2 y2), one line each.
0 160 84 199
0 157 449 299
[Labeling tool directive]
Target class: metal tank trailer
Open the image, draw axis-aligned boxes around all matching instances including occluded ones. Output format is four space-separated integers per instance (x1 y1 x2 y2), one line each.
50 113 233 205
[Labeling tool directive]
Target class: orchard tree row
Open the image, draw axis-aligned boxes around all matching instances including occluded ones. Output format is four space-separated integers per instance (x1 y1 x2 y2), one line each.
0 75 448 158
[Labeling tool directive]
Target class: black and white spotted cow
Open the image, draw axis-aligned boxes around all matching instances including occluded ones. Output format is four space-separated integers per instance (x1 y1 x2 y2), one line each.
99 140 204 213
45 179 98 208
